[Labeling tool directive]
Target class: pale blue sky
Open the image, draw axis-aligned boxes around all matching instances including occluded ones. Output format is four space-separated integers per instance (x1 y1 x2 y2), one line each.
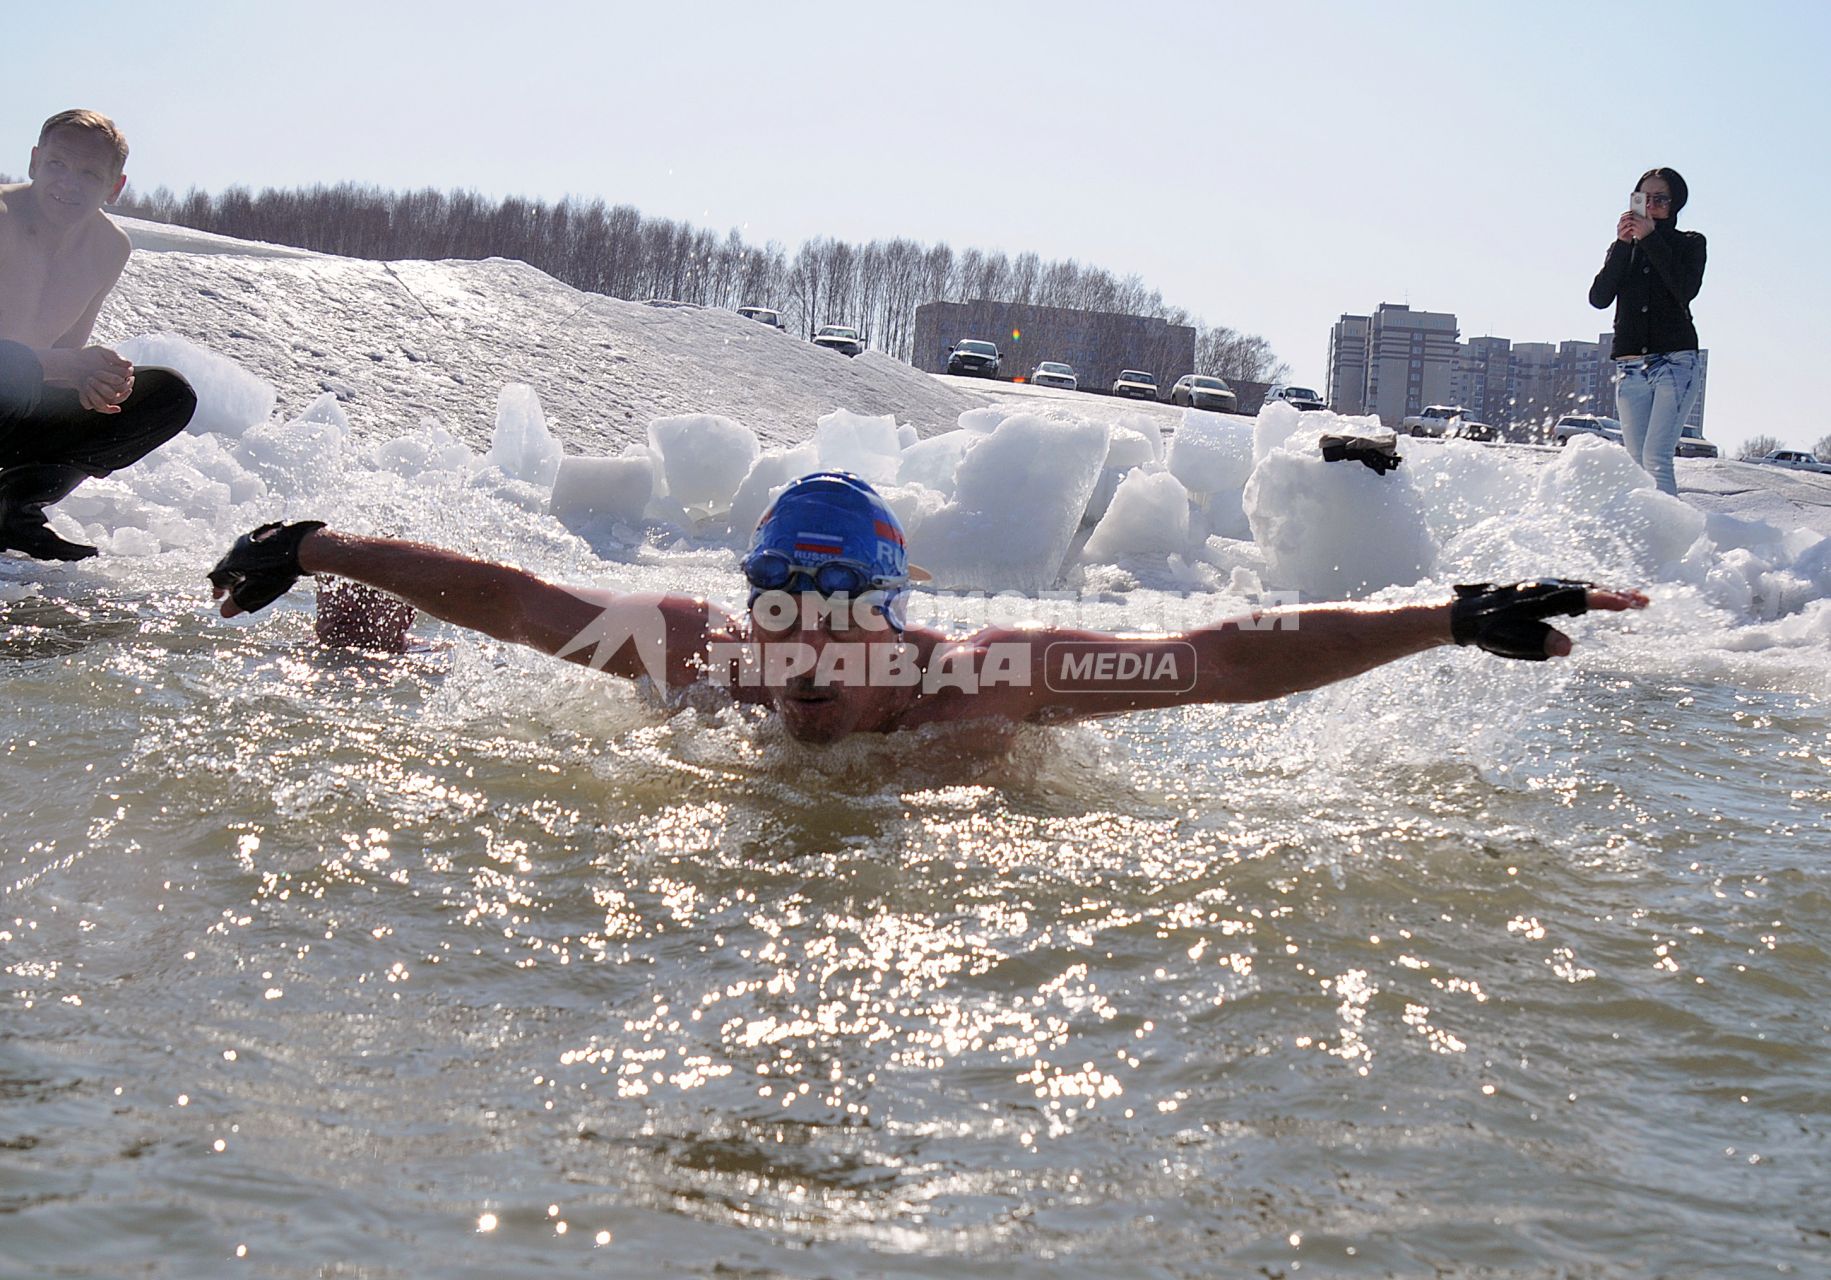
8 0 1826 450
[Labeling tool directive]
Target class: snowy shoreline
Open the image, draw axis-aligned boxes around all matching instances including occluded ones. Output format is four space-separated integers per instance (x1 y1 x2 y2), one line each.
55 218 1829 645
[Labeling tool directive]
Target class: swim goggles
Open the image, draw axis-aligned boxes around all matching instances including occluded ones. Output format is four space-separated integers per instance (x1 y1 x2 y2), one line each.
741 550 902 597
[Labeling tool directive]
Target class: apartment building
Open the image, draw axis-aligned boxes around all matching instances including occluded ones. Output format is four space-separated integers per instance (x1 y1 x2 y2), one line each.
1326 304 1460 427
1326 314 1370 415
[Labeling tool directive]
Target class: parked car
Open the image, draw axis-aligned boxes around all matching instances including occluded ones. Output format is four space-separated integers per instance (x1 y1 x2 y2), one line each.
947 338 1002 377
1676 425 1719 458
1402 404 1467 437
1552 414 1624 446
813 325 864 357
1751 449 1831 474
1264 384 1326 411
1166 374 1238 412
1113 369 1159 400
737 305 785 330
1451 419 1498 443
1028 361 1077 391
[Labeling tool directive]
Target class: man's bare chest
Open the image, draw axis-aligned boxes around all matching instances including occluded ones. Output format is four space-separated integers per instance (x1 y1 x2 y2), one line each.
0 227 114 343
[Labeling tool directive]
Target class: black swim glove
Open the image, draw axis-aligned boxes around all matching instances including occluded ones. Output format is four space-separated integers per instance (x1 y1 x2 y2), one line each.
208 521 326 613
1450 579 1594 661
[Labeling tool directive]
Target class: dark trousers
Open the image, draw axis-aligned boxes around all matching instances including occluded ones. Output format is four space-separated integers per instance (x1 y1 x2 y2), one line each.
0 339 197 476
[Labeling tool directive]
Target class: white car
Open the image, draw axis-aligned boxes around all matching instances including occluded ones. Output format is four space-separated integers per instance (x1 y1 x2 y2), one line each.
736 305 785 330
1553 414 1624 446
1265 384 1326 411
1112 369 1159 400
1402 405 1467 438
1752 449 1831 474
812 325 863 357
1166 374 1238 412
1028 361 1077 391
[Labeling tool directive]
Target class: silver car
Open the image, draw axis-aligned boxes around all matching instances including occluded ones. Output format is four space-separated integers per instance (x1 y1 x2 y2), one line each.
1167 374 1237 412
1553 414 1624 446
1028 361 1078 391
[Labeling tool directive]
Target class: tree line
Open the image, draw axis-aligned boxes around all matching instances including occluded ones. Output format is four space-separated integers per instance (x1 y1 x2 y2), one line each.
94 179 1288 383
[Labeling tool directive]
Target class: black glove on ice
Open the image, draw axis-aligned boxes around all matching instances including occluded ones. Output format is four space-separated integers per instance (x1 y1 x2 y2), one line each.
1450 579 1593 661
208 521 326 613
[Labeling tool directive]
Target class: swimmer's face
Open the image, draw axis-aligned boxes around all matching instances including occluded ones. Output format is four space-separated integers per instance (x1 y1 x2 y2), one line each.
29 127 126 222
749 591 903 745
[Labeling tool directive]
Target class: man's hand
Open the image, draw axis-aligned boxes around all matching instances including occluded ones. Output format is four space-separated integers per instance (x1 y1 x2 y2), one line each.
1450 580 1649 660
42 346 134 414
209 521 327 616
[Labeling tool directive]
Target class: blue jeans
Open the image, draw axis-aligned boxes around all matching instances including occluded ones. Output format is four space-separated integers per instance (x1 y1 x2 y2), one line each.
1614 351 1702 496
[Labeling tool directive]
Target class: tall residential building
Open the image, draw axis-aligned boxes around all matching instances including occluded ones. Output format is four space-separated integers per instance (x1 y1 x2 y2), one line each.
1332 313 1711 438
1326 314 1370 415
1364 304 1459 427
1554 339 1605 419
1452 336 1512 424
1509 342 1558 428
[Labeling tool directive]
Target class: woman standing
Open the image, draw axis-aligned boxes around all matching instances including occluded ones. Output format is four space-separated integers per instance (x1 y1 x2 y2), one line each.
1588 167 1707 495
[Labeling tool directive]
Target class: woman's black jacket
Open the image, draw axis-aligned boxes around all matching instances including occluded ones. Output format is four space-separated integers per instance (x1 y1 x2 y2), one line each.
1589 222 1706 358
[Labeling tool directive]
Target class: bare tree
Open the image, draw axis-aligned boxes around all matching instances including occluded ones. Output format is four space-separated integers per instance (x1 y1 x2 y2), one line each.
1814 432 1831 462
1196 326 1290 383
1739 433 1783 460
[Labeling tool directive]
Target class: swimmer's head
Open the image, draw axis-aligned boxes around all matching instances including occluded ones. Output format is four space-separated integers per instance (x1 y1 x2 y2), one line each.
742 471 925 628
316 580 416 652
741 473 927 744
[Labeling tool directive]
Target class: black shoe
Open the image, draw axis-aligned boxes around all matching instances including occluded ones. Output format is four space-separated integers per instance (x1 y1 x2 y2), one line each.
0 464 100 562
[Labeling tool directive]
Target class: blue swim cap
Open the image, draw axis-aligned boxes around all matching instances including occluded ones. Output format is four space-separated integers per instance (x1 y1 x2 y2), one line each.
747 471 910 584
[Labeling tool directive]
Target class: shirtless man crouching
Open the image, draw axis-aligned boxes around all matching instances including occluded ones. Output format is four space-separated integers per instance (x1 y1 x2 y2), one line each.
208 472 1649 746
0 109 196 561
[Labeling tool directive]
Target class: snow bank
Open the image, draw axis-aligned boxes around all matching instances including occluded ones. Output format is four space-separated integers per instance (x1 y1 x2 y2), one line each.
490 383 564 488
646 414 759 513
115 332 276 438
1244 427 1435 598
1083 469 1191 562
912 413 1110 592
42 302 1830 673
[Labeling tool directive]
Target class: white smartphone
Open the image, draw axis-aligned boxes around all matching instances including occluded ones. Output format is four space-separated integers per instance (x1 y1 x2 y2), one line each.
1631 192 1648 218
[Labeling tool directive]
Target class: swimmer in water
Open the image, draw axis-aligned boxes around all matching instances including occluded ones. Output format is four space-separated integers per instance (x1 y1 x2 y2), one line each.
314 578 416 652
209 472 1649 746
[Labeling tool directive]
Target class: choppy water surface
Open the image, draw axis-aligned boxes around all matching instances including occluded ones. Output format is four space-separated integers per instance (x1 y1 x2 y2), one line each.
3 576 1827 1279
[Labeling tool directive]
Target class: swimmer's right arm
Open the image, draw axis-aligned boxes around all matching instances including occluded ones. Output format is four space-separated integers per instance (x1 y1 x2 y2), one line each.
211 526 718 685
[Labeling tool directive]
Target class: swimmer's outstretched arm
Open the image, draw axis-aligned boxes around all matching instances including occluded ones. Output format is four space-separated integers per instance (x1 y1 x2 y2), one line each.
978 583 1649 724
210 525 718 686
1182 585 1648 703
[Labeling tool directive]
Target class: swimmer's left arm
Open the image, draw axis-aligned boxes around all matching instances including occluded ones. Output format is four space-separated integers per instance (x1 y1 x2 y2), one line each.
1000 586 1648 721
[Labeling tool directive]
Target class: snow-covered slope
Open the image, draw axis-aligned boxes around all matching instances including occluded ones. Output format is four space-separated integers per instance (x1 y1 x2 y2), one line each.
99 217 984 451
